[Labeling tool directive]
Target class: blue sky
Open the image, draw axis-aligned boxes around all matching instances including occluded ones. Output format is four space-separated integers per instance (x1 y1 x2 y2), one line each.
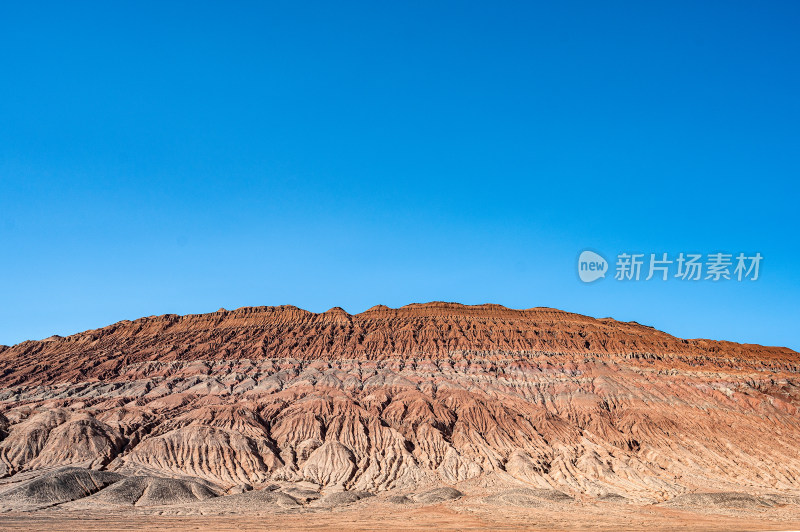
1 1 798 350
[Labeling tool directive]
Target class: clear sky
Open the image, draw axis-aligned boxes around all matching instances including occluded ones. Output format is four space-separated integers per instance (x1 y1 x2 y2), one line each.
1 1 798 350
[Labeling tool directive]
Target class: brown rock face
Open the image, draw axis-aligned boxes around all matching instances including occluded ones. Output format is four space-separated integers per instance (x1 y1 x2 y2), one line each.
0 302 799 506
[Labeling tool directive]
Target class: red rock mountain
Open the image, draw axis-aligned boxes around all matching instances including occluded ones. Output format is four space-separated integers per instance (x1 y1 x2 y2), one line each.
0 302 799 515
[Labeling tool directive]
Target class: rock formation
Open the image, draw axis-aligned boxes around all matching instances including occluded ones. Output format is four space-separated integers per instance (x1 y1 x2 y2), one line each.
0 302 798 524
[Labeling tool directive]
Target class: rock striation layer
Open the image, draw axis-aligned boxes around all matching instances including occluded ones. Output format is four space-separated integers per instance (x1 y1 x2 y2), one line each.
0 302 798 512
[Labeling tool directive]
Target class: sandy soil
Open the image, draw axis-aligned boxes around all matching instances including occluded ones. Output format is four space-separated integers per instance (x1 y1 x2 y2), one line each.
1 500 799 531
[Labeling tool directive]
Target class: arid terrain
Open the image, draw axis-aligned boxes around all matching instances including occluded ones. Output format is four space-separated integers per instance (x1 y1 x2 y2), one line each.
0 302 798 530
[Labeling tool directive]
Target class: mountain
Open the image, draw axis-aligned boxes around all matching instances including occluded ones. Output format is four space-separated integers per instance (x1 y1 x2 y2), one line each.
0 302 799 529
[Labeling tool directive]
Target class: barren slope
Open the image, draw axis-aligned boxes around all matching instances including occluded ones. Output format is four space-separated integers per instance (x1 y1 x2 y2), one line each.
0 302 798 528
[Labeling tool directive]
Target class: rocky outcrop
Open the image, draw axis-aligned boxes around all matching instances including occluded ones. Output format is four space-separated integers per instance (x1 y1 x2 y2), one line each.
121 425 281 486
1 302 795 388
0 302 798 507
0 467 123 511
71 475 220 507
300 441 356 487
